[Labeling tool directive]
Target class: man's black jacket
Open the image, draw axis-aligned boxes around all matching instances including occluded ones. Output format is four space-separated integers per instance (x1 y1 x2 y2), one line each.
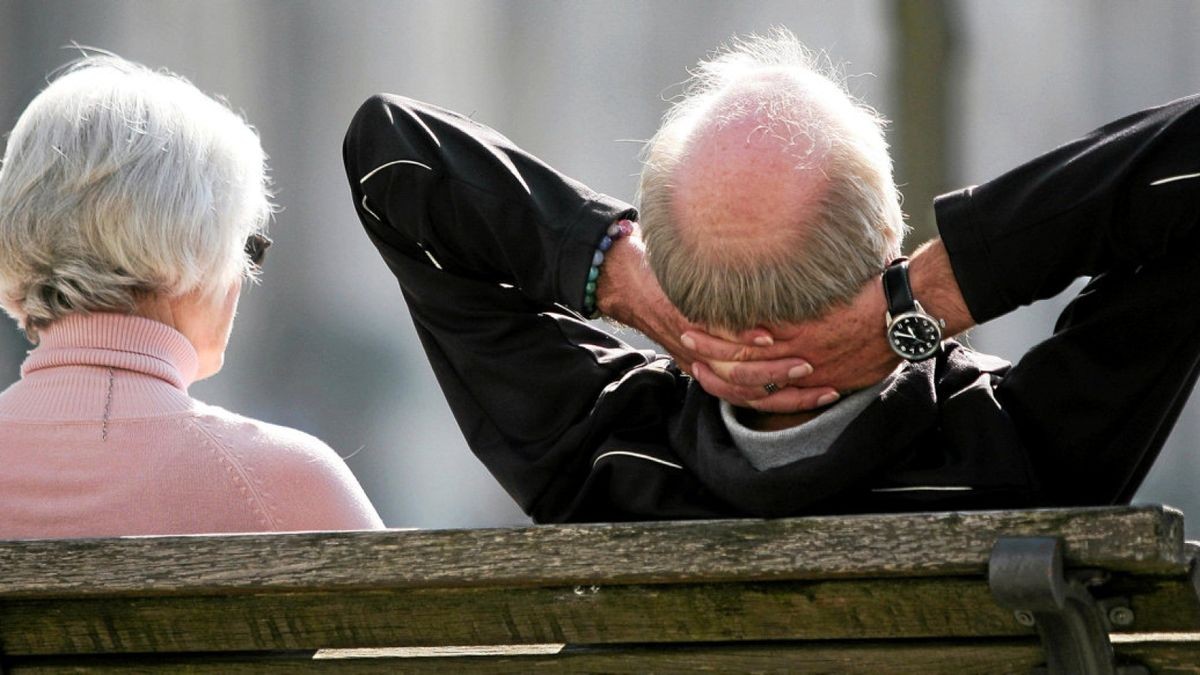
343 93 1200 523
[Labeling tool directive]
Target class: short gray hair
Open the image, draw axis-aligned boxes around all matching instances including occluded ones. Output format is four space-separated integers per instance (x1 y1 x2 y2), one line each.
0 54 273 336
638 30 906 330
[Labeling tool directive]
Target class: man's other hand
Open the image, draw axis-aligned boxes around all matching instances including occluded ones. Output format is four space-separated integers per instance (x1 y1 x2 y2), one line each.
681 238 975 413
597 226 813 383
682 279 893 412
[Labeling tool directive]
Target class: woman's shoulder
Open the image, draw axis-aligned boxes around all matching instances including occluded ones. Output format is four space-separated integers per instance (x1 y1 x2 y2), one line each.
187 402 385 531
188 402 338 458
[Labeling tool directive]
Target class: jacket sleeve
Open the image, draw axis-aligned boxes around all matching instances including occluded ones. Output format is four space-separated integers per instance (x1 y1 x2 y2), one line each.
343 94 633 313
937 93 1200 322
935 93 1200 503
342 95 702 522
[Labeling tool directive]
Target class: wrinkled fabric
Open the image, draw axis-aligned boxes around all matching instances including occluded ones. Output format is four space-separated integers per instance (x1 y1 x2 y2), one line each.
345 93 1200 522
0 313 384 538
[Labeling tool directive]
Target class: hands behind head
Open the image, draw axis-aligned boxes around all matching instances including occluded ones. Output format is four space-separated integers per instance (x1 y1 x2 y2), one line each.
599 231 968 415
597 224 928 414
679 276 902 414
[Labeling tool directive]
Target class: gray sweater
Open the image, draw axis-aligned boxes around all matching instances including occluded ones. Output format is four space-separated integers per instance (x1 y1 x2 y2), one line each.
720 374 895 471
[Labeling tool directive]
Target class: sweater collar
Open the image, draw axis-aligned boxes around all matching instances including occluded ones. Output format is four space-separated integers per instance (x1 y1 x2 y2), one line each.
22 313 200 391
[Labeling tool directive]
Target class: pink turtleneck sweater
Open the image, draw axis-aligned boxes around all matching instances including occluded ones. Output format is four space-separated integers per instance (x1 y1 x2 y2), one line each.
0 313 384 539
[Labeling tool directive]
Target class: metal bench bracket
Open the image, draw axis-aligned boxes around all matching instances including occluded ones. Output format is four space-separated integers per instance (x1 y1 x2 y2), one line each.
1191 554 1200 605
989 536 1147 675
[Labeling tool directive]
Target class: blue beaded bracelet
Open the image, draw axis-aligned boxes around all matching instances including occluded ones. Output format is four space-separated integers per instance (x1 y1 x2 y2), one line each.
583 219 634 318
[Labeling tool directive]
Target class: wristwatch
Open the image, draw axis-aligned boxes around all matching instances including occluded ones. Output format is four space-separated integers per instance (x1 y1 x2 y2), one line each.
882 258 945 362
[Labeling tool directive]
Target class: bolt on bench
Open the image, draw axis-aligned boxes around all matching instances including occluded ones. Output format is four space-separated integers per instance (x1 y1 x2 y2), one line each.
1 506 1197 673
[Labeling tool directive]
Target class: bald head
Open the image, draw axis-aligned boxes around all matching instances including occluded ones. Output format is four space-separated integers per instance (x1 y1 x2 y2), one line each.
671 77 834 266
638 30 905 330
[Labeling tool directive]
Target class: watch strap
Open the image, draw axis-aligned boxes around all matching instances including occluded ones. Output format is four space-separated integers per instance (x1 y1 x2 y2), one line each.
882 257 915 316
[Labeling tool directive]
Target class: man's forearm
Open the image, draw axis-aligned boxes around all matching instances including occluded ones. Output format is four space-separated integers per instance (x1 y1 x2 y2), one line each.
908 238 975 338
596 230 701 372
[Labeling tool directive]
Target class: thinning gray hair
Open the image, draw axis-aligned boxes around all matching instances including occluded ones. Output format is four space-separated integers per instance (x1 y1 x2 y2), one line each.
638 29 906 331
0 54 273 337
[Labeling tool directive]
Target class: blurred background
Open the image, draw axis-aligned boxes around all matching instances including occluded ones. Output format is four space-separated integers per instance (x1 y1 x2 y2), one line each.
1 0 1198 533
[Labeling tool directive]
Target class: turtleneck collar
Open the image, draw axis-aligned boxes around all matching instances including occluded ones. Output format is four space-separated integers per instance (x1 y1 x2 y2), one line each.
22 312 200 391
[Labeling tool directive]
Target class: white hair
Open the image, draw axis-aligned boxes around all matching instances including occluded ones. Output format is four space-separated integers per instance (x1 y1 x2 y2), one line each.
638 29 907 330
0 54 273 337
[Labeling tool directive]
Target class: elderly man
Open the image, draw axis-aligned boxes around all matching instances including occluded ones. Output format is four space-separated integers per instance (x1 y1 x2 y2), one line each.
343 32 1200 522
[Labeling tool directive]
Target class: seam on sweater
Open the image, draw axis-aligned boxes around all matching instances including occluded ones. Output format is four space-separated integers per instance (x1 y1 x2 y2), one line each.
232 436 280 528
0 410 203 425
181 417 279 531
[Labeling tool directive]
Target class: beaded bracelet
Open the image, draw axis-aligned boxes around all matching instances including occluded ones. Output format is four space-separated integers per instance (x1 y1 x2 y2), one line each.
583 218 635 318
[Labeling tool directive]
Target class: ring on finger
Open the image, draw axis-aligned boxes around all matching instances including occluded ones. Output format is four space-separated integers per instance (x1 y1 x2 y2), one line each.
763 382 780 395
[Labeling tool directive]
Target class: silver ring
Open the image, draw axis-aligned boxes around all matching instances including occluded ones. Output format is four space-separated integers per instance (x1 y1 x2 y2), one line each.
763 382 780 394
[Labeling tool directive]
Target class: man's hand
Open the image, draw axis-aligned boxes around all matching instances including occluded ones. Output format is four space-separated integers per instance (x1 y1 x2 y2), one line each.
682 277 894 411
681 239 976 413
595 225 813 382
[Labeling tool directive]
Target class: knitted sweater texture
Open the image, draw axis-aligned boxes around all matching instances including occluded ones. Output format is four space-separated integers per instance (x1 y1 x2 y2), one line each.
0 313 383 538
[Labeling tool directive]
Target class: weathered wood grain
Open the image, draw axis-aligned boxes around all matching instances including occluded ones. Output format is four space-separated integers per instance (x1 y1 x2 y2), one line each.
13 639 1196 675
0 507 1185 598
1115 634 1200 672
0 506 1192 668
3 576 1197 656
0 578 1015 655
4 639 1053 674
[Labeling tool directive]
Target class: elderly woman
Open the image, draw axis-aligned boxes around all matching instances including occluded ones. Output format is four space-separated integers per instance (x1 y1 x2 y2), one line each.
0 56 383 537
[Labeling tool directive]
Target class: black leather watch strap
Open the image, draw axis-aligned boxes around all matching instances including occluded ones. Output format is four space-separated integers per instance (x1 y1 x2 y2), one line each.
882 257 915 316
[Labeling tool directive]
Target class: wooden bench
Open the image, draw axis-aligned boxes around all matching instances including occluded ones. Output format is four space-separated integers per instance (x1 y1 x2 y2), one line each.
1 506 1198 673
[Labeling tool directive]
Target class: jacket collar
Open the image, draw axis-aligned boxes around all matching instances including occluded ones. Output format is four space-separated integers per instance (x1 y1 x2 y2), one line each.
668 340 1012 516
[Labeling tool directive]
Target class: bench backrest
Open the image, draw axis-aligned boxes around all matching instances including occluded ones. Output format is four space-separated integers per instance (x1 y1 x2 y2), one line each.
0 506 1197 672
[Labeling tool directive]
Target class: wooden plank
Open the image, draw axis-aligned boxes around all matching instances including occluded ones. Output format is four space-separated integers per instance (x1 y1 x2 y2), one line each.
1 578 1016 654
1114 634 1200 672
3 575 1198 656
1108 576 1200 635
0 507 1185 598
13 638 1196 674
4 638 1051 674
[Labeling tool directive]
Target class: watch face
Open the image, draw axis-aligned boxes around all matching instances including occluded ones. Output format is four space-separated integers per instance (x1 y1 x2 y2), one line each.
887 313 942 361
